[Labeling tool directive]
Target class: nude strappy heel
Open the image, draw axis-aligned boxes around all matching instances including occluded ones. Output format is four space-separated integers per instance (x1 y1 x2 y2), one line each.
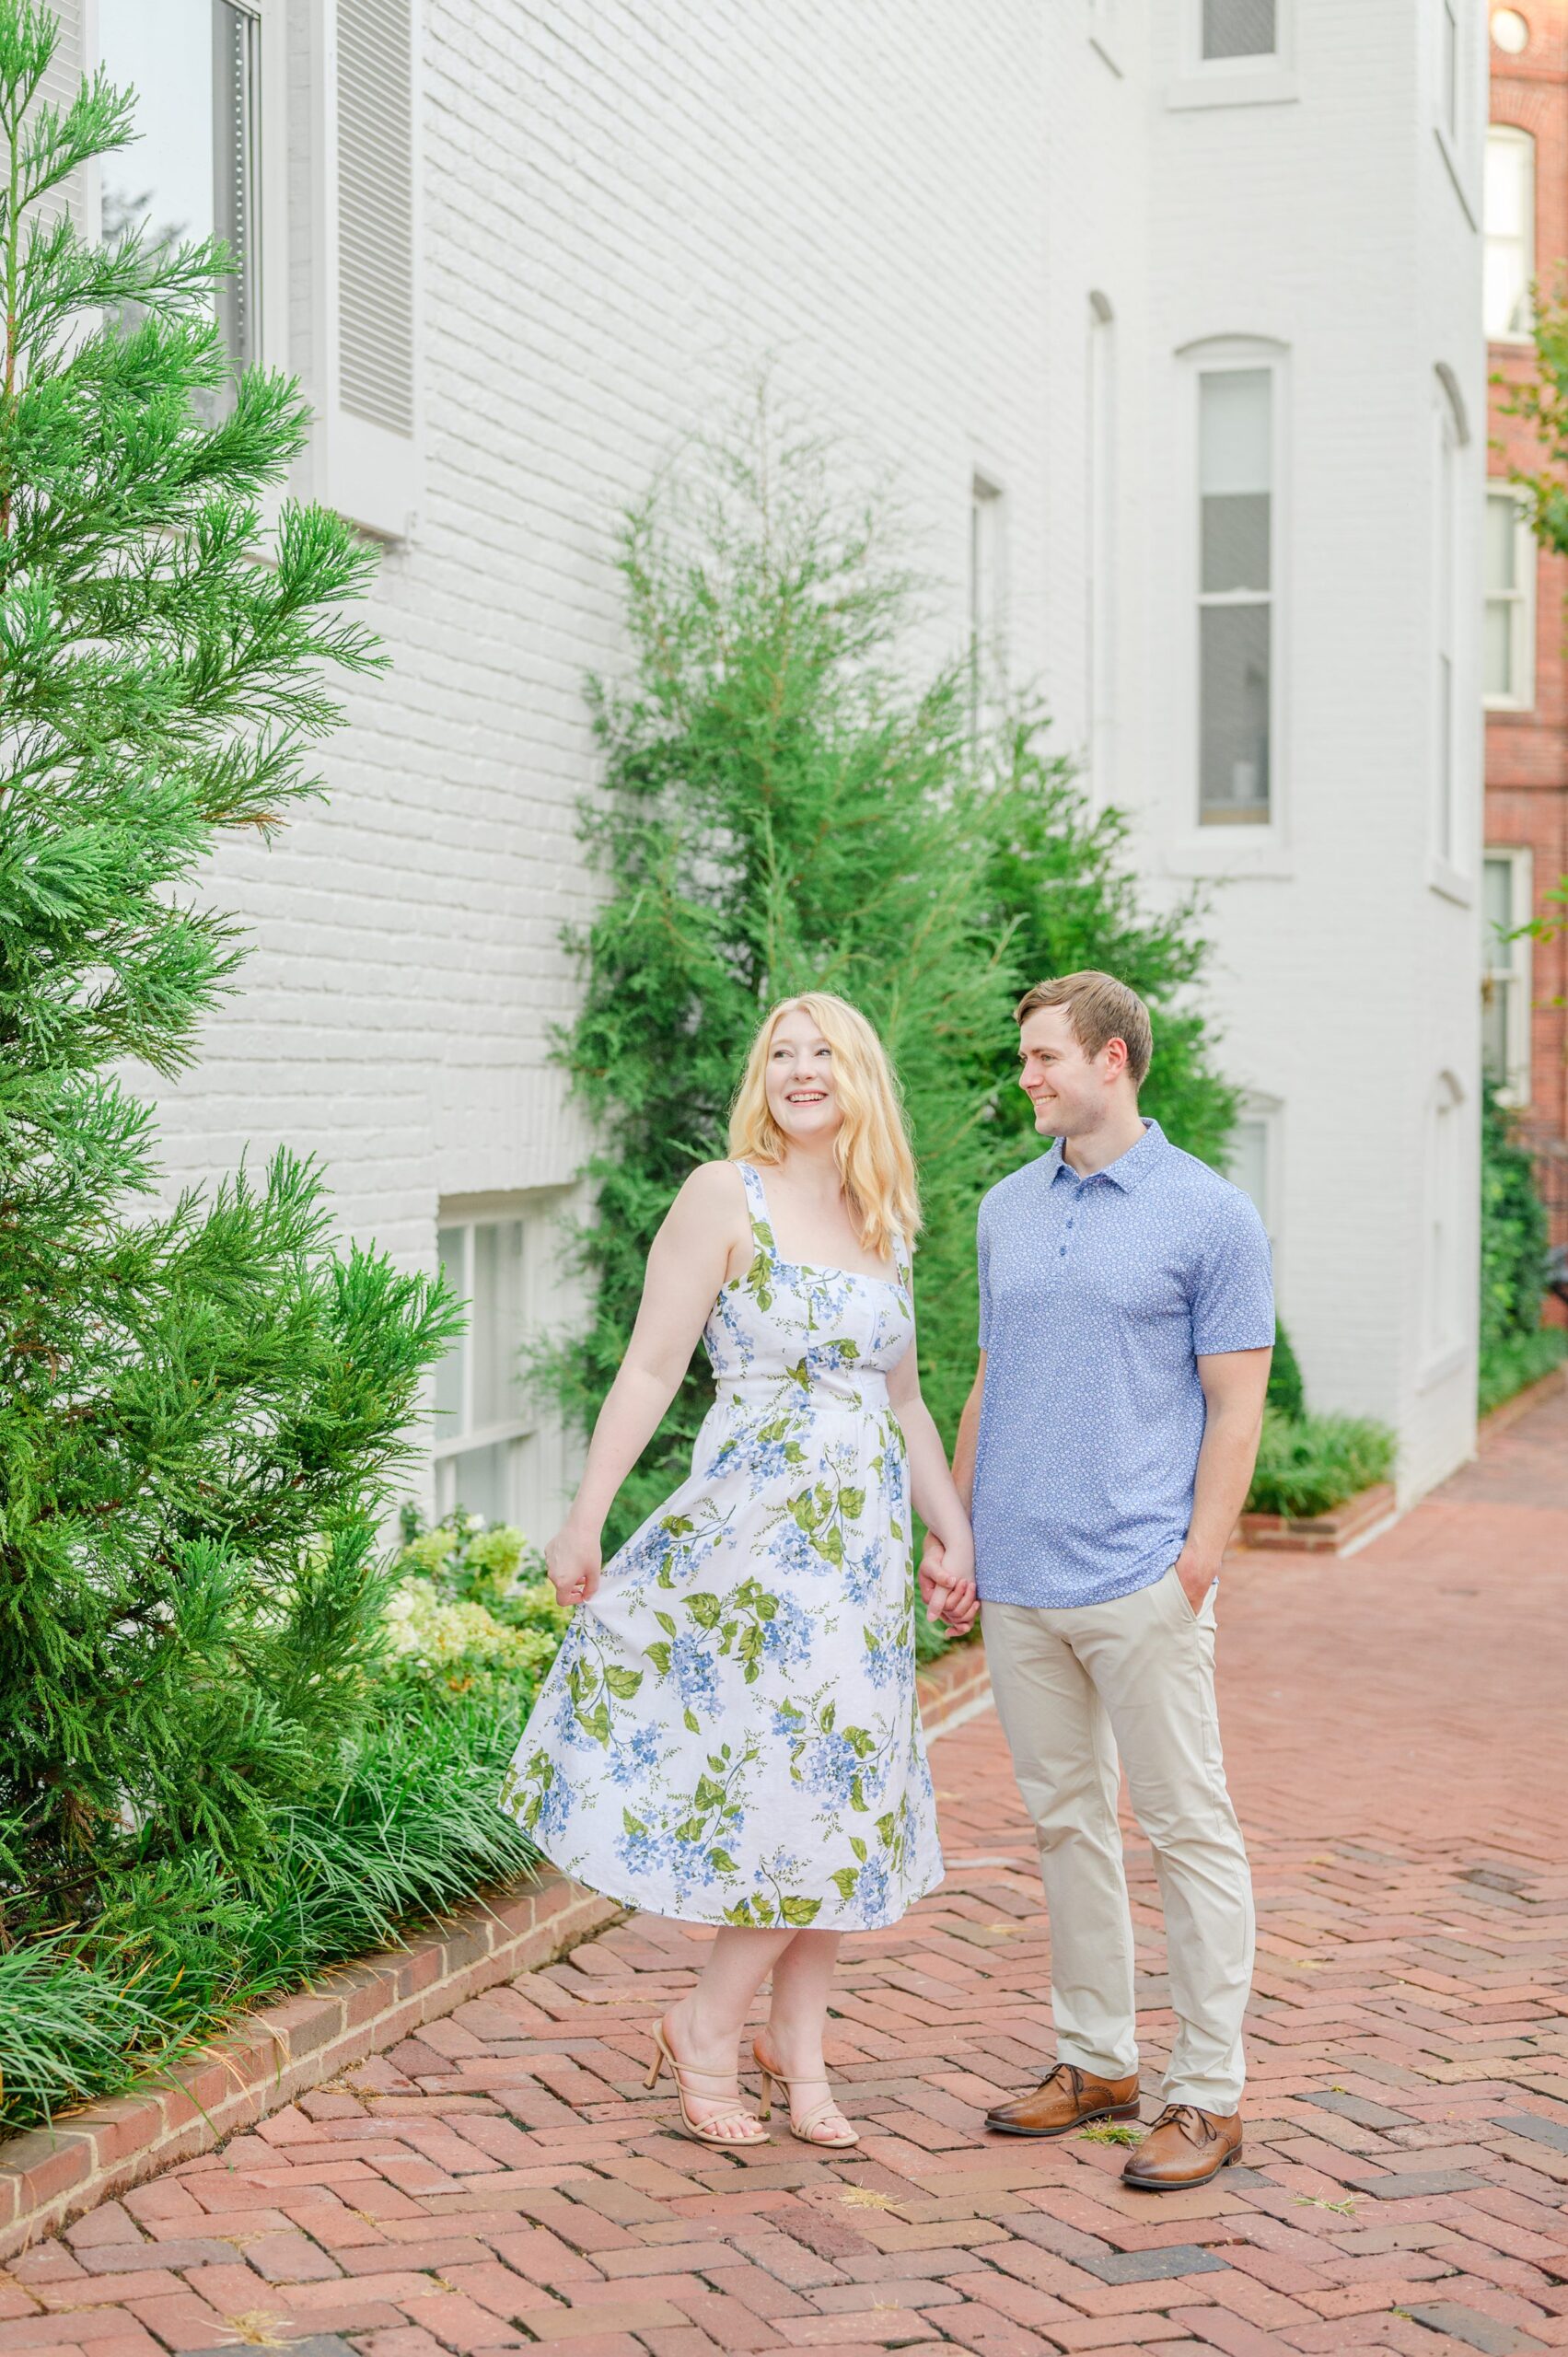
644 2016 769 2147
752 2034 860 2147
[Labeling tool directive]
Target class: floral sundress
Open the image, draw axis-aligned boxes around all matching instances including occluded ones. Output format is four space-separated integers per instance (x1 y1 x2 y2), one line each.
499 1161 944 1930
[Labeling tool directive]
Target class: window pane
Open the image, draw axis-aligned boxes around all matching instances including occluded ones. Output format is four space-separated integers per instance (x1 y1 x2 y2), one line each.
1202 0 1276 57
470 1220 525 1430
1484 598 1515 699
1200 370 1272 496
435 1226 467 1427
1227 1118 1270 1229
1202 493 1271 595
1200 604 1271 821
1484 494 1517 592
1482 854 1516 956
99 0 257 375
1481 982 1511 1083
1484 130 1535 339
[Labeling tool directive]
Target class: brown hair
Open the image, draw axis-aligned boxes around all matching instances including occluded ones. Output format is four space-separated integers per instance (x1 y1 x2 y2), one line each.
1014 971 1154 1089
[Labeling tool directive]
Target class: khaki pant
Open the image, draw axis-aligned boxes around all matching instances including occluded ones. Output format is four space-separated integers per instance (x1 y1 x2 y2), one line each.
983 1567 1254 2114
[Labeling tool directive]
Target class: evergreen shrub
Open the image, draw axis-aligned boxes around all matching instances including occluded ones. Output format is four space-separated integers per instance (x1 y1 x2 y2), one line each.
539 405 1239 1550
0 2 534 2134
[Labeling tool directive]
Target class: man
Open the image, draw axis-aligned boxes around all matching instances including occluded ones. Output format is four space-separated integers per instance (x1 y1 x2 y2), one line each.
926 971 1272 2190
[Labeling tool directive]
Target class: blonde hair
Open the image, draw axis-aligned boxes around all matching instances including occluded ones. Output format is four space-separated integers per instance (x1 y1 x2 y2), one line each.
1015 970 1154 1089
727 993 921 1260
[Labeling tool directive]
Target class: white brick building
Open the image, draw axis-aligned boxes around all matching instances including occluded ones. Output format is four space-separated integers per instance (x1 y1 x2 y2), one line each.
84 0 1485 1523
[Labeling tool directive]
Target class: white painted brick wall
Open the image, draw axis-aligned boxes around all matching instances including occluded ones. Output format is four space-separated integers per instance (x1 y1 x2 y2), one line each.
134 0 1484 1518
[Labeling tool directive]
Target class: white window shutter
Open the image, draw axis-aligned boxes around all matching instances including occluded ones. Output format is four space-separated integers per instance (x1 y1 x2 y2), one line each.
314 0 422 541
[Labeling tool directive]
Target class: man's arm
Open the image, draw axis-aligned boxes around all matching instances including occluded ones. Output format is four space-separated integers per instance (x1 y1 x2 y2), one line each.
1176 1346 1272 1609
951 1353 986 1511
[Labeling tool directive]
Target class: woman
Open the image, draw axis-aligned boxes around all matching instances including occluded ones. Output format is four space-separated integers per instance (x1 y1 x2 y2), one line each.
500 992 976 2148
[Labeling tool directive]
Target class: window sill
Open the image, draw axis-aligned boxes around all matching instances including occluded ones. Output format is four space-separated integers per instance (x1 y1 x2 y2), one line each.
1483 697 1536 718
1165 65 1299 110
1415 1341 1469 1397
1427 856 1474 907
1165 829 1294 882
434 1420 536 1459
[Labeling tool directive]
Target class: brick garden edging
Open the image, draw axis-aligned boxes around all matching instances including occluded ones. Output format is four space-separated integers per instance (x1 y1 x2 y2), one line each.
1236 1478 1399 1557
0 1635 993 2262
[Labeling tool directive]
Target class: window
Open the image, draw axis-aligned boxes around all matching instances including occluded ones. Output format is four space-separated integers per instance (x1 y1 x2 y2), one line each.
1226 1107 1278 1237
1484 126 1535 343
433 1213 535 1525
1483 484 1535 708
1423 1074 1467 1365
99 1 260 380
1087 296 1115 795
1198 366 1272 825
1482 848 1533 1100
1202 0 1277 57
970 473 1005 736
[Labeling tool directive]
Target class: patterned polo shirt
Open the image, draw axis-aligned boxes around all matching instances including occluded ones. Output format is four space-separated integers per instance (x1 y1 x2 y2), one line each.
972 1120 1274 1608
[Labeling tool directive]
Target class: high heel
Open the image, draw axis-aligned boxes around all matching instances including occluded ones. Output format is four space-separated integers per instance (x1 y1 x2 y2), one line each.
751 2035 860 2147
645 2016 769 2148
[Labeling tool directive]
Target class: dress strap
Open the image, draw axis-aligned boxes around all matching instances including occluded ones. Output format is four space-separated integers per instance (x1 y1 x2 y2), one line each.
732 1160 776 1255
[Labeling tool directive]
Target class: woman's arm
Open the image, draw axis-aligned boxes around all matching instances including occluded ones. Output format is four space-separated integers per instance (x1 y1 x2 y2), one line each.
545 1164 749 1606
888 1313 978 1634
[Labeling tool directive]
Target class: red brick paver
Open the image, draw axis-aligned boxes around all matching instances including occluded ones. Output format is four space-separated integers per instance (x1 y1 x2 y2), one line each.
6 1390 1565 2356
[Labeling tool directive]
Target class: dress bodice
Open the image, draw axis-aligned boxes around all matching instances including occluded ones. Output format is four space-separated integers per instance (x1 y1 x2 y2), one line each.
702 1161 913 1409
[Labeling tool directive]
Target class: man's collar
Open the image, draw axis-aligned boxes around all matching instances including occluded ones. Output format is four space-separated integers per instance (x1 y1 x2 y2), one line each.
1045 1119 1167 1191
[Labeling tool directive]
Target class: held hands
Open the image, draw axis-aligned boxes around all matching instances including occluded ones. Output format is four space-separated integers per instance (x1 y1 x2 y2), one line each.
545 1519 602 1609
918 1528 980 1637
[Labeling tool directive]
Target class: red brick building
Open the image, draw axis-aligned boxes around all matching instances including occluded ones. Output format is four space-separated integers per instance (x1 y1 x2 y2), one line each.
1487 2 1568 1282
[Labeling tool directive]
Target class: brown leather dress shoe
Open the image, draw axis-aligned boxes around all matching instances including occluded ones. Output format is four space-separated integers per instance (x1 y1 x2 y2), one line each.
1121 2102 1243 2189
985 2061 1142 2139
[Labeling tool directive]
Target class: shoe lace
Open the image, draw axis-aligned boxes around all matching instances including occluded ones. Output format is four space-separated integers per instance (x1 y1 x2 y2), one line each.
1148 2102 1216 2144
1046 2062 1086 2099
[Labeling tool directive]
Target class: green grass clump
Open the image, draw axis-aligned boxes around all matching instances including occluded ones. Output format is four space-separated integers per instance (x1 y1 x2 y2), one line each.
1245 1408 1396 1522
0 1686 540 2138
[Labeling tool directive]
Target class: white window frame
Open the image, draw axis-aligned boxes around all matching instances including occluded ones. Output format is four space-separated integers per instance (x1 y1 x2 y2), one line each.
1169 0 1297 108
1483 481 1536 711
1484 123 1536 346
1179 342 1287 853
89 0 288 378
1226 1094 1284 1280
432 1204 538 1527
1481 846 1534 1104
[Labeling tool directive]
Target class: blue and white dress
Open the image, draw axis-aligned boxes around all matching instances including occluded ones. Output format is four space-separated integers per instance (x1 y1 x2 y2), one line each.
500 1162 943 1930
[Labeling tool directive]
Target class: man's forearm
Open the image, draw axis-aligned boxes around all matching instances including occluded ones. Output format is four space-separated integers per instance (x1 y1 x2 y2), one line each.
952 1383 982 1510
1182 1403 1263 1570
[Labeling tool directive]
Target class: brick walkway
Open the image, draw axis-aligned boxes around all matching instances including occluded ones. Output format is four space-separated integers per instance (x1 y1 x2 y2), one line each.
6 1387 1566 2357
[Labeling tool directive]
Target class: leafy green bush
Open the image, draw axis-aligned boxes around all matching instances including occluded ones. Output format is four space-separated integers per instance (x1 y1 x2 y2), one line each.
1477 1083 1562 1413
1266 1321 1307 1422
1246 1409 1396 1522
384 1514 568 1706
538 405 1238 1543
1478 1328 1568 1418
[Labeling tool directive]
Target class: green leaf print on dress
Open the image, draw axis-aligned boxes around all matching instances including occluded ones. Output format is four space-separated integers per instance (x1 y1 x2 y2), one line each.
498 1161 943 1929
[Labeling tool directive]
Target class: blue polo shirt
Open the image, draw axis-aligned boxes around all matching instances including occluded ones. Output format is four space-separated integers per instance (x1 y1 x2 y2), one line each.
972 1120 1274 1608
